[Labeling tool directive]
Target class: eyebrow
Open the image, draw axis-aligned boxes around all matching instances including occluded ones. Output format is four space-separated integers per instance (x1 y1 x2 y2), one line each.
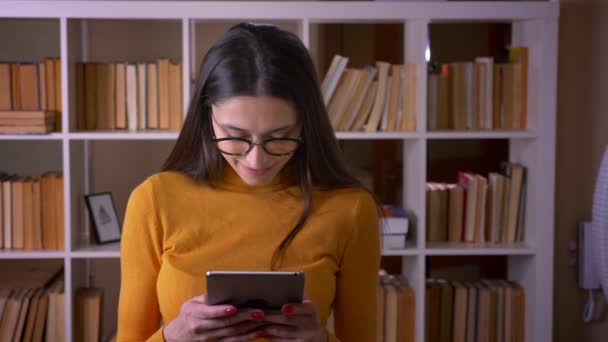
219 123 295 135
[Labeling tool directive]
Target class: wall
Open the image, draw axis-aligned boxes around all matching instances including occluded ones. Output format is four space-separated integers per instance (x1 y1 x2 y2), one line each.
555 0 608 341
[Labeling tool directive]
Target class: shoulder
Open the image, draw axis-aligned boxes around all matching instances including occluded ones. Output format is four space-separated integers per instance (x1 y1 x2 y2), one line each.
315 186 377 210
128 171 200 207
134 171 198 195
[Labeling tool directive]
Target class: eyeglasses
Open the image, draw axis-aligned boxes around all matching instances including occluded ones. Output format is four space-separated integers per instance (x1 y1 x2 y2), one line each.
212 136 303 156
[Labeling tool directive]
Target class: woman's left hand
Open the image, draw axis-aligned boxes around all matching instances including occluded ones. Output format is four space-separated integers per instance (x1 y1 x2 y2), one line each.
260 299 327 341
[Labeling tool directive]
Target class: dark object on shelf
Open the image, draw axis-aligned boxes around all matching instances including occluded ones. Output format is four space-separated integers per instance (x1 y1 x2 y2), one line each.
84 192 121 244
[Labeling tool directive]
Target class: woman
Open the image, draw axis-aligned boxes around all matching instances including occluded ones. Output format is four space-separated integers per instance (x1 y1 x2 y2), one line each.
117 23 380 341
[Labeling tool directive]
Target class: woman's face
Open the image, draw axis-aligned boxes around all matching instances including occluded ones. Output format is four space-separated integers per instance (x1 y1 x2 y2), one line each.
211 96 301 186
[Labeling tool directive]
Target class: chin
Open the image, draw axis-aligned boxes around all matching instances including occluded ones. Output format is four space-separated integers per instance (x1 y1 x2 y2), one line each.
241 175 274 186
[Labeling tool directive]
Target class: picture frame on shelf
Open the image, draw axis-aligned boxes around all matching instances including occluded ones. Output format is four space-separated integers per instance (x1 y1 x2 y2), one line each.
84 192 122 244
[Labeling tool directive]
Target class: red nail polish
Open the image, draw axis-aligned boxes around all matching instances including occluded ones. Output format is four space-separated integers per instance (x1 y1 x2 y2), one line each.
282 304 294 314
256 331 267 338
251 311 264 320
225 308 237 315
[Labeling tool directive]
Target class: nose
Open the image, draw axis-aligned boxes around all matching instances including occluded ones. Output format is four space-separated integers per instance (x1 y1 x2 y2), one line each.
245 143 267 168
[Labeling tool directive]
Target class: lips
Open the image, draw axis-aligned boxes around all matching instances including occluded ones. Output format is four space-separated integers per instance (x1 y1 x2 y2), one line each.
241 165 270 177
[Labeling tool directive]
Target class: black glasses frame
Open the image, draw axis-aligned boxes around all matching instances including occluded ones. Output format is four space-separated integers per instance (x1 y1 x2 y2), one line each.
212 136 303 156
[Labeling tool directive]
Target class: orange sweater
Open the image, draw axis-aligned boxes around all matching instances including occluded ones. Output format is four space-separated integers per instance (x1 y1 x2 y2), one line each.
117 169 380 341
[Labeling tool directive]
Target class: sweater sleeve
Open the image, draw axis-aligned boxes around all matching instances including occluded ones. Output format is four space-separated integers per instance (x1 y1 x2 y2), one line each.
332 191 381 341
117 179 166 342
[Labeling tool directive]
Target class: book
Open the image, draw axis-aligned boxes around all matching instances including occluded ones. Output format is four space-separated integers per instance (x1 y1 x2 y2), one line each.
0 63 11 110
157 59 170 130
168 62 183 131
399 64 417 132
84 63 98 130
76 62 86 130
126 64 138 131
19 63 40 111
137 63 148 130
75 287 104 342
11 178 25 249
146 63 159 129
115 62 127 129
41 173 57 250
365 61 391 132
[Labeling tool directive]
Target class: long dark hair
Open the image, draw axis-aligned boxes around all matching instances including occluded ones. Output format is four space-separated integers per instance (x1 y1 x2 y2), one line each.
162 23 361 269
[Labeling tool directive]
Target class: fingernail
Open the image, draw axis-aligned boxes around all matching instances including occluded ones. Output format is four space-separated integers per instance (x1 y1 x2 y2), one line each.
225 308 237 315
256 331 267 338
282 304 294 314
251 311 264 320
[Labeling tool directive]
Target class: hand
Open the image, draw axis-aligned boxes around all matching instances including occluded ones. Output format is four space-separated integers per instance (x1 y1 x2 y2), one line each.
260 299 328 342
163 294 266 341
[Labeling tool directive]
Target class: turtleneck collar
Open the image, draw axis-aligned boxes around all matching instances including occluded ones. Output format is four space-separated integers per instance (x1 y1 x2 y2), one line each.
218 165 288 193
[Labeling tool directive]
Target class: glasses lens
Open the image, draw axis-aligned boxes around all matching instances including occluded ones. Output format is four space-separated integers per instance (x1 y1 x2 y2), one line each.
265 139 300 155
216 139 250 155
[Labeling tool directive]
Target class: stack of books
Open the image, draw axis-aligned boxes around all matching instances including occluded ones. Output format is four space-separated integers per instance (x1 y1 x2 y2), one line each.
379 205 409 249
0 58 61 134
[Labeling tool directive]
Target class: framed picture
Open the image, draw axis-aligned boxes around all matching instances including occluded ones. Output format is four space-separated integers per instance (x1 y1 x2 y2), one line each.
84 192 121 244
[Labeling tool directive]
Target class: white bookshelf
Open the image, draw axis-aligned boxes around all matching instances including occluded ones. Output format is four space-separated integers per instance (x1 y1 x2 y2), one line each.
0 1 559 341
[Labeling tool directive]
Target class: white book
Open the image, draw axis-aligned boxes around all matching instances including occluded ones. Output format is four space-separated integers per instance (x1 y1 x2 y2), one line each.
126 64 138 131
321 55 342 97
324 56 349 105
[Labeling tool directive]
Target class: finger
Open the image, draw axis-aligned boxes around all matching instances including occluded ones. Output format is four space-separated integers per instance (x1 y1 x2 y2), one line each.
196 311 264 331
200 320 265 339
262 323 298 338
186 295 241 320
261 312 294 325
280 300 317 315
220 329 268 342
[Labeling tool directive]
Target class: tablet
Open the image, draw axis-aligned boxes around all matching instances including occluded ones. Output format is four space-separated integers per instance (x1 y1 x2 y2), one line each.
206 271 306 310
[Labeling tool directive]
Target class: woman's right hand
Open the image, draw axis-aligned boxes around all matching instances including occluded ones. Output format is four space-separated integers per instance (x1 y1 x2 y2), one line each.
163 294 267 341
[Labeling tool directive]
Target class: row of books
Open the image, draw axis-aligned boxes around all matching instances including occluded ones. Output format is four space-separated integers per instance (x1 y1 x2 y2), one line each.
377 273 415 342
0 172 64 251
426 163 526 244
0 260 64 341
427 46 528 131
75 59 183 132
426 278 525 342
0 59 62 134
321 55 417 133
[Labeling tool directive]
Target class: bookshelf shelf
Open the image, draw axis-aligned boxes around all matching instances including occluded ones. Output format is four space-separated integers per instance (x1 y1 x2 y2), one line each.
382 248 420 257
424 242 536 256
0 2 558 342
0 133 65 140
0 250 66 259
70 243 121 259
336 131 420 140
68 131 179 141
425 131 538 140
